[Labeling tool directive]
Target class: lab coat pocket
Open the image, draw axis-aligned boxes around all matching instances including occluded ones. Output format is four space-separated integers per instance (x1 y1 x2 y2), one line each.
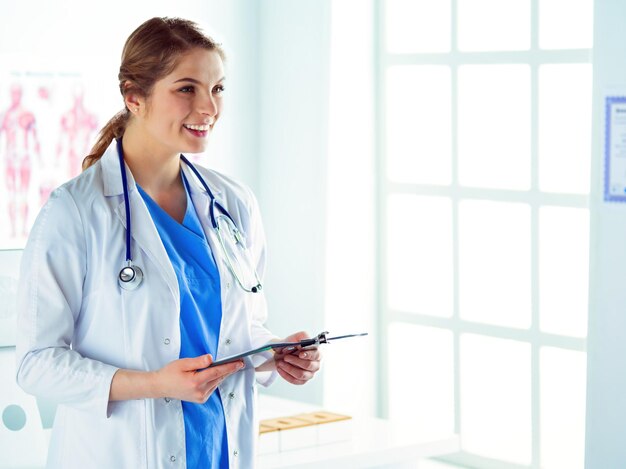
55 400 146 469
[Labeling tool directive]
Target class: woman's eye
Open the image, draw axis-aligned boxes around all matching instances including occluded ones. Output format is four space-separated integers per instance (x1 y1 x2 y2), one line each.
213 85 225 95
179 86 195 93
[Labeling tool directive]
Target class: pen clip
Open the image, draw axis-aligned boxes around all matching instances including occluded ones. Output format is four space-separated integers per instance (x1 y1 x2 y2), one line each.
316 331 329 345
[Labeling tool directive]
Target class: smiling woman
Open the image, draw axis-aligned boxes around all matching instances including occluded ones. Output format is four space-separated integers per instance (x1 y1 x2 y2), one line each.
83 17 226 171
14 16 322 469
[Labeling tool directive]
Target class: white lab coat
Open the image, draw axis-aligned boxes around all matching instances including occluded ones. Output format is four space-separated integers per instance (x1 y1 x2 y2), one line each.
15 141 278 469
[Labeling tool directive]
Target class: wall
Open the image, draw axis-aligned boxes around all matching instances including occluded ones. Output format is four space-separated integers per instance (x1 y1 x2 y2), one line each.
248 0 377 414
585 0 626 466
257 0 377 413
321 0 377 417
256 0 332 405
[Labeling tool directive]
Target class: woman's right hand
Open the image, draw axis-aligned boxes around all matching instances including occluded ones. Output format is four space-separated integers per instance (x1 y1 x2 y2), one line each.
109 354 243 403
152 355 244 403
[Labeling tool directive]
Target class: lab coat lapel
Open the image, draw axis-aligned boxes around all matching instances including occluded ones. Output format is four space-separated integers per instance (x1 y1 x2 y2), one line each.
182 164 230 302
101 141 180 309
188 188 217 253
113 192 180 308
181 161 221 235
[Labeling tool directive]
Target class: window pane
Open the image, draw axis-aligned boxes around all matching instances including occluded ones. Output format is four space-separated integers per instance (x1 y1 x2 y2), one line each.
540 347 586 469
539 0 593 49
386 66 452 185
387 195 453 316
459 200 531 328
457 0 530 51
389 323 454 439
460 334 531 464
539 64 592 194
539 207 589 337
458 65 531 189
385 0 451 53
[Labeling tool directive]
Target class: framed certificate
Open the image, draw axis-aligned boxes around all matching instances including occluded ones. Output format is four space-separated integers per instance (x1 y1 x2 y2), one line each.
604 96 626 202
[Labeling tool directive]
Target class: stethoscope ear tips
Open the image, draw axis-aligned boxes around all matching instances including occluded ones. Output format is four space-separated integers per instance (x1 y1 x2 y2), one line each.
119 264 144 291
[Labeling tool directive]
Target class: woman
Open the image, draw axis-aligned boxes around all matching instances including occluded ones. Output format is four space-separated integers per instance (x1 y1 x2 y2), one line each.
15 17 321 469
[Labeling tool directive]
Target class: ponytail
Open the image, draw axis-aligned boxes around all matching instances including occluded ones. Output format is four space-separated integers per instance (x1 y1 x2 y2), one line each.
82 109 130 170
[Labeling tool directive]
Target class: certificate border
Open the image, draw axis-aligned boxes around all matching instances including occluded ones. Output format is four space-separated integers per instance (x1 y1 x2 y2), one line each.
604 96 626 203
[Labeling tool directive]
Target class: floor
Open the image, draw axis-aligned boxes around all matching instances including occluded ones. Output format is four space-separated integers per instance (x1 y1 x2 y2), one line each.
419 459 466 469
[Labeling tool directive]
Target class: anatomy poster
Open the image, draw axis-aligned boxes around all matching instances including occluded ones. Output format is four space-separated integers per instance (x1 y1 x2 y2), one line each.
0 58 116 247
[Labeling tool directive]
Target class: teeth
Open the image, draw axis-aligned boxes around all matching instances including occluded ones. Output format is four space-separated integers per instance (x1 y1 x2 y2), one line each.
184 124 210 131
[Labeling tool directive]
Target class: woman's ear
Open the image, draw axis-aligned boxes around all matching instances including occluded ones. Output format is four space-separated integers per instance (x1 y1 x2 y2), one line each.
122 81 144 115
124 95 142 115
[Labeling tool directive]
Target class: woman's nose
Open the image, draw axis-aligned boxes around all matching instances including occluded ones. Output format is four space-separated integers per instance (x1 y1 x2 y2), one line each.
198 92 218 117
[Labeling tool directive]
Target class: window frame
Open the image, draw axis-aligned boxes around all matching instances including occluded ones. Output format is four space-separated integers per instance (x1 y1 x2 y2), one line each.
374 1 591 467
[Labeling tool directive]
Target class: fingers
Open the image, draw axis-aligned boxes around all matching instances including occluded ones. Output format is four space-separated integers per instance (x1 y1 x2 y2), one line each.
274 344 321 359
180 354 213 371
276 366 308 385
194 360 244 383
187 377 224 404
276 358 316 384
198 376 226 402
189 361 243 403
281 353 320 373
274 345 321 366
296 348 321 361
274 331 323 386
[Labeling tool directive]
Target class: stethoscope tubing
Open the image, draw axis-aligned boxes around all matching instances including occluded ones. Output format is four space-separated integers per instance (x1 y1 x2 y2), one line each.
117 139 133 263
116 139 261 293
180 154 237 230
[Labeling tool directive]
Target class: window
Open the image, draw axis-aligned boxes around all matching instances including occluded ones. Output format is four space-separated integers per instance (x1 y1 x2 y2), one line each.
377 0 592 467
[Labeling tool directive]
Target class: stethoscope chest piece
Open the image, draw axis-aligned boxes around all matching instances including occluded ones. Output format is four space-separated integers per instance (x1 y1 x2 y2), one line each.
118 264 144 291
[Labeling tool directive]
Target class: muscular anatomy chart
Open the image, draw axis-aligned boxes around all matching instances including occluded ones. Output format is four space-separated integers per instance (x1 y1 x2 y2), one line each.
56 88 98 180
0 67 108 247
0 84 40 239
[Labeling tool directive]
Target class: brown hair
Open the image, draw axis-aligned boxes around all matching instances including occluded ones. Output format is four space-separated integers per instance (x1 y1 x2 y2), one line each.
82 17 224 170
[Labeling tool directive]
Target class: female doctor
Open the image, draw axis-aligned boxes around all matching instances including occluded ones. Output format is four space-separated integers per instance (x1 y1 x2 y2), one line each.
15 17 321 469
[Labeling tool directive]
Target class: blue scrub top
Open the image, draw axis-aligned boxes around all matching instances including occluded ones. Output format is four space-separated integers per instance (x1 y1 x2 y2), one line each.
138 174 229 469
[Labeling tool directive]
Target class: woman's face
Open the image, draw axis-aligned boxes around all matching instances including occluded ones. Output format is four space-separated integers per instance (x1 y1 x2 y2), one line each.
137 48 225 156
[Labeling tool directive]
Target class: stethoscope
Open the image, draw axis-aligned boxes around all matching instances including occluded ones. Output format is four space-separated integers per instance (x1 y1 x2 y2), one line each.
116 139 263 293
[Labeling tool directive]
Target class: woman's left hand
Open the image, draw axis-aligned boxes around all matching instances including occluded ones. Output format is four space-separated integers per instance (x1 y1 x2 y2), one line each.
274 331 322 385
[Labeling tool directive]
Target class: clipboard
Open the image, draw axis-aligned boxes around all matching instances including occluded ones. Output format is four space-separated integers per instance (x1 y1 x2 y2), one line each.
208 331 368 367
